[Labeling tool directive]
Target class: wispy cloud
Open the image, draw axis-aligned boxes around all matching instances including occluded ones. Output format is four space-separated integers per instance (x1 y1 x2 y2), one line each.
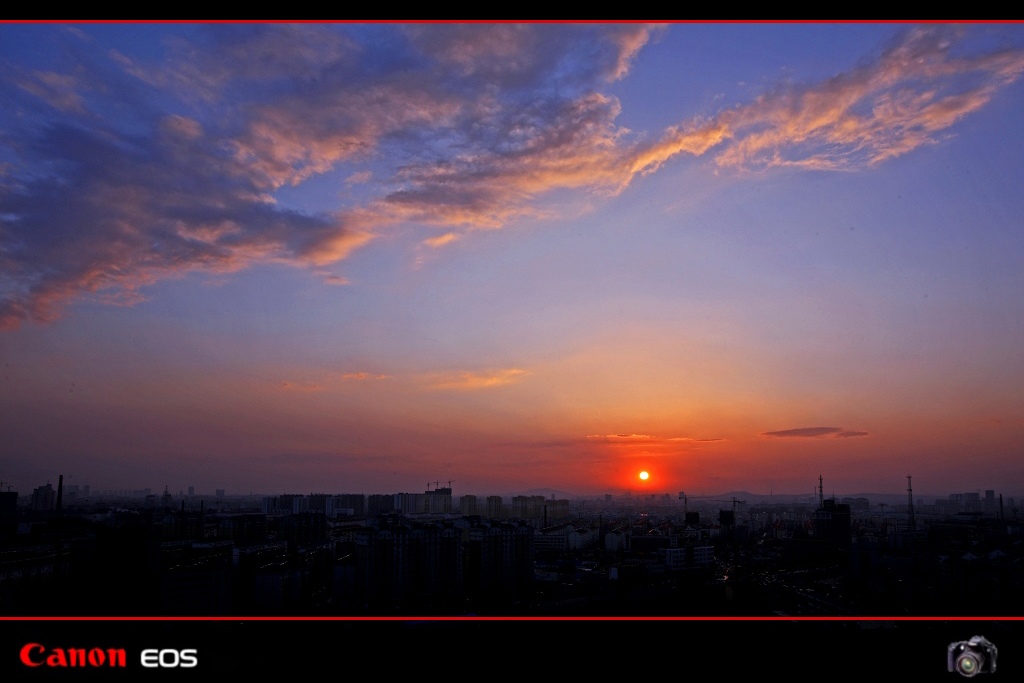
2 24 1020 330
761 426 869 439
423 232 460 248
586 433 725 445
13 69 88 113
272 371 392 391
340 372 391 381
630 26 1024 175
427 368 527 390
344 171 372 185
318 274 351 286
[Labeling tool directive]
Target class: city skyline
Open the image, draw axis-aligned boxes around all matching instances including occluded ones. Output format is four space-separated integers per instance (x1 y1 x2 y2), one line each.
12 469 1021 503
3 23 1024 497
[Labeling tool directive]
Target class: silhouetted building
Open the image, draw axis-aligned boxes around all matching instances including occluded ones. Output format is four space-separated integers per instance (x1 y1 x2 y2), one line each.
276 512 327 548
367 494 395 517
984 490 997 515
330 494 365 518
30 483 55 512
424 487 452 514
814 498 851 548
459 495 478 515
0 490 16 537
353 519 463 611
395 492 426 514
463 520 533 609
307 494 329 513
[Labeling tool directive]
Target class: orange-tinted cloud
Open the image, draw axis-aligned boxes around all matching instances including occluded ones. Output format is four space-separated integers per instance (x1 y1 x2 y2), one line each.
340 372 391 381
423 232 460 248
631 26 1024 175
426 368 528 390
3 25 1021 330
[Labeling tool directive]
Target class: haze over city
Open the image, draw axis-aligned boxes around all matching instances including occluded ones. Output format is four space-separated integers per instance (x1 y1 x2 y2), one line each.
2 23 1024 498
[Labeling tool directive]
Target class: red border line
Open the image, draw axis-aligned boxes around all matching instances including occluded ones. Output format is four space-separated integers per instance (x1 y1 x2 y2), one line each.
2 615 1023 621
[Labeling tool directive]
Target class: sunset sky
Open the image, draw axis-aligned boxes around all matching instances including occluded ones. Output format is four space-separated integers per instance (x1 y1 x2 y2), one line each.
2 23 1024 498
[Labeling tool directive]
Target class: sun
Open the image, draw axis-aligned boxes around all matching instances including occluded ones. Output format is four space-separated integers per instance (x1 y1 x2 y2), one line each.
638 471 649 481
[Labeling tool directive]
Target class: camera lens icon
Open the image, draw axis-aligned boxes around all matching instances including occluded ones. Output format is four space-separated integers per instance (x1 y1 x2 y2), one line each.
948 636 997 678
956 652 981 677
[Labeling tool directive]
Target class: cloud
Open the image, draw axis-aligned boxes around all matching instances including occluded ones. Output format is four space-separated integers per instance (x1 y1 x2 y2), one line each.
423 232 460 248
369 24 1024 242
345 171 371 185
320 274 350 286
0 118 368 329
761 427 869 439
586 433 725 445
110 24 355 104
427 368 527 390
13 70 87 113
402 24 663 87
2 24 1021 329
274 371 392 391
603 24 666 82
340 372 391 381
675 437 725 443
631 26 1024 174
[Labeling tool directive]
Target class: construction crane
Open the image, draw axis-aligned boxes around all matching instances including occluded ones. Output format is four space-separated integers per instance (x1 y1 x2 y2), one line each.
708 497 747 515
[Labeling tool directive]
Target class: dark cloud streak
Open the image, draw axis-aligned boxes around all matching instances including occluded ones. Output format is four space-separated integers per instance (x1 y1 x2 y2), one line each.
761 426 869 439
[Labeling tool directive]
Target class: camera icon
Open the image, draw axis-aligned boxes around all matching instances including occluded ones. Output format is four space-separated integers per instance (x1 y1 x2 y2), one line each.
948 636 997 677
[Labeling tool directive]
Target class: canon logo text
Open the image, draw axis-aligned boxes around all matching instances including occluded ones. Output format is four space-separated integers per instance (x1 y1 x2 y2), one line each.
20 643 127 668
20 643 199 669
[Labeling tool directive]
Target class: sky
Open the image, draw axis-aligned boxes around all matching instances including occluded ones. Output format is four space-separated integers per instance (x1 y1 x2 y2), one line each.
2 22 1024 499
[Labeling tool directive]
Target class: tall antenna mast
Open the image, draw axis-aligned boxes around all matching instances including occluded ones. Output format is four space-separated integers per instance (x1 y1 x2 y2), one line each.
818 474 824 508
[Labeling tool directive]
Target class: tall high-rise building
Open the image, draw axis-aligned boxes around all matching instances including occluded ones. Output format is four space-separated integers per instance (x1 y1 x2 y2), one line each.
396 492 426 514
814 498 852 548
367 494 395 516
425 487 452 514
30 483 55 512
984 490 997 515
459 495 478 515
330 494 365 518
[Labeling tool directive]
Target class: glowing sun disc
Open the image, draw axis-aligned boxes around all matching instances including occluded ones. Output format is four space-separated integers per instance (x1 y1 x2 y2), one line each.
639 471 649 480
